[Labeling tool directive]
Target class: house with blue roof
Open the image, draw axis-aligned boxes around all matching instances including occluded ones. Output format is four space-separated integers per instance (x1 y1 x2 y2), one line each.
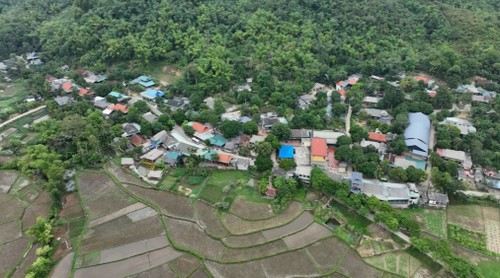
141 89 165 101
130 76 156 88
164 151 182 167
278 145 294 159
108 91 130 102
404 112 430 157
209 134 227 147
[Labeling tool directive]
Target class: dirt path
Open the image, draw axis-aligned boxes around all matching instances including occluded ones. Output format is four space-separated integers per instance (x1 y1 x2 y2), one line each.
0 105 46 129
345 104 352 136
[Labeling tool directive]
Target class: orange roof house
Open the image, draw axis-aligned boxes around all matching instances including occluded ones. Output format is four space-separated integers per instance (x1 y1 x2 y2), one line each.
339 89 346 97
336 81 344 87
218 153 233 164
78 88 93 96
348 79 358 85
368 132 387 143
266 187 277 198
414 76 429 84
311 137 328 163
62 82 73 93
191 122 211 134
109 104 129 113
130 134 145 147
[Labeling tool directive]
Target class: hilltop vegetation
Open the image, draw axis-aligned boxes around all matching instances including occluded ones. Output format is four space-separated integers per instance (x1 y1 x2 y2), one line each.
0 0 498 89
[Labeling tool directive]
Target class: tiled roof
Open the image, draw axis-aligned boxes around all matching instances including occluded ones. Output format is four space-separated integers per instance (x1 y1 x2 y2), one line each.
218 153 233 164
62 82 72 92
311 137 327 157
109 104 129 113
368 132 387 143
191 122 210 134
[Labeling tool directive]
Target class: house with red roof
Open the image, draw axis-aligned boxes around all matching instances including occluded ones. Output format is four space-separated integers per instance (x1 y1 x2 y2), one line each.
78 88 94 97
368 132 387 143
311 137 328 167
61 81 73 93
265 187 277 198
191 122 211 134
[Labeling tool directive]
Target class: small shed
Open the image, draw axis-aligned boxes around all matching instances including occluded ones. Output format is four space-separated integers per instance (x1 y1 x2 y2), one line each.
121 158 134 167
147 170 163 180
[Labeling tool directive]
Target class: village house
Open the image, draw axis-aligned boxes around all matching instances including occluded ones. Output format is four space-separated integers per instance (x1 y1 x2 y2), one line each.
311 137 328 168
404 112 430 158
362 96 379 107
312 130 345 145
142 112 157 123
121 158 134 167
350 172 420 208
108 91 130 103
436 148 472 170
151 130 179 149
140 148 166 163
440 117 476 136
147 170 163 181
425 191 449 209
289 129 312 140
78 88 94 97
221 110 241 122
54 96 74 106
189 122 214 141
360 139 385 154
368 132 387 143
130 76 156 88
278 145 294 160
94 97 112 110
361 108 393 124
122 123 141 137
26 52 43 67
261 117 288 130
141 88 164 102
295 166 312 184
164 151 182 167
249 135 266 146
80 70 107 84
129 134 146 148
165 97 189 110
103 104 128 116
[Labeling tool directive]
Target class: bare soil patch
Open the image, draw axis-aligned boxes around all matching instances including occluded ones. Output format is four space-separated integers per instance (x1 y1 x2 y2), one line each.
194 201 230 238
98 236 169 265
0 197 24 225
220 201 303 235
482 206 500 222
189 266 211 278
77 171 115 198
367 223 391 239
262 211 313 241
127 184 195 220
164 217 226 260
337 251 384 278
84 187 133 220
0 170 19 193
205 260 266 278
282 222 332 250
106 162 149 187
447 214 485 232
129 263 176 278
88 202 147 228
22 191 52 230
49 252 74 278
168 254 201 277
221 232 267 248
0 237 29 276
80 215 164 254
0 221 22 244
11 243 39 278
0 192 10 203
220 239 288 262
259 249 320 277
229 196 274 220
306 237 350 270
75 246 182 278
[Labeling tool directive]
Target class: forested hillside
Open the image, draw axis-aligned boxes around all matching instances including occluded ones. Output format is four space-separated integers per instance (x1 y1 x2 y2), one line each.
1 0 499 88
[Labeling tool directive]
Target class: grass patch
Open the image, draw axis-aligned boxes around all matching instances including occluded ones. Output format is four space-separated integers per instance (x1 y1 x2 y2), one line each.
478 261 500 278
333 226 355 245
186 176 203 186
406 246 441 273
68 218 86 246
200 170 251 204
331 200 371 235
171 168 188 178
403 208 447 238
238 186 270 204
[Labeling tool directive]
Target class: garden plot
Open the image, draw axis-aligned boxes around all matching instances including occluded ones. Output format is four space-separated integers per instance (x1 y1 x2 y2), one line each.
0 197 24 225
220 239 288 262
126 184 196 220
229 196 274 220
448 223 488 254
0 170 19 193
164 216 226 260
78 171 132 220
74 246 183 278
262 211 314 241
364 251 422 277
0 221 22 244
205 260 267 278
220 201 303 235
305 237 350 272
194 201 230 238
79 214 165 254
168 254 202 277
407 209 448 238
337 251 384 278
200 170 251 203
0 237 29 277
21 191 52 230
259 249 321 277
485 220 500 254
482 206 500 222
447 205 485 232
282 222 332 249
222 232 268 248
357 236 405 257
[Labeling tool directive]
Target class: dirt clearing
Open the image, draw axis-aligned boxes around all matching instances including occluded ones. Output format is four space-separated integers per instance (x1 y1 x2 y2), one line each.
306 237 350 270
0 170 19 193
337 251 384 278
259 249 320 277
168 254 201 277
88 202 146 228
482 206 500 222
194 201 230 238
0 221 22 243
206 260 266 278
0 197 24 225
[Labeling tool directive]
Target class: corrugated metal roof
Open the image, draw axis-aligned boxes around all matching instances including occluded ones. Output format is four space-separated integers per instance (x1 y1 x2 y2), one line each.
404 113 430 156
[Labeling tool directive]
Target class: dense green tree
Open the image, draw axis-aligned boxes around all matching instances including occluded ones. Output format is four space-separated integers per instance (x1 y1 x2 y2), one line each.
255 155 273 172
279 159 296 171
220 120 242 138
242 121 259 135
271 122 290 141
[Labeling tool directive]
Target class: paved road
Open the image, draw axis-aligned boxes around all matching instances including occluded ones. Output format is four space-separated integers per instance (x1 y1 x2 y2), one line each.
345 104 352 136
0 105 46 129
